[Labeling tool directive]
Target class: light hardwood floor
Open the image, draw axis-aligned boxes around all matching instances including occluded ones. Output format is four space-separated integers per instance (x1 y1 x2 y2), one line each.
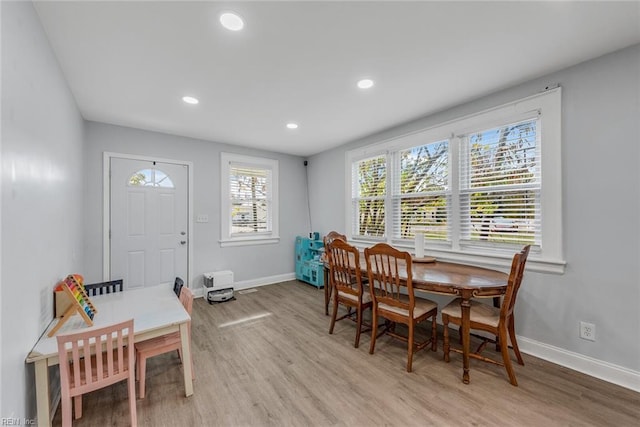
52 280 640 426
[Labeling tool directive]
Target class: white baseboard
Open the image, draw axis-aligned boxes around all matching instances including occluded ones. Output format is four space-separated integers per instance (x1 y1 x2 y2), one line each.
518 336 640 393
195 272 296 298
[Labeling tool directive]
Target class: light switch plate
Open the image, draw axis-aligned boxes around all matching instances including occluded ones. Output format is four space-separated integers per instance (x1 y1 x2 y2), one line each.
196 214 209 223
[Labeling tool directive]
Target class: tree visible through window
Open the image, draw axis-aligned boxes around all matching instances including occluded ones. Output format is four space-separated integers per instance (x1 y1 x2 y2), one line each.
230 166 269 234
220 152 279 245
353 155 386 238
347 89 562 268
128 169 174 188
461 119 540 245
396 140 449 240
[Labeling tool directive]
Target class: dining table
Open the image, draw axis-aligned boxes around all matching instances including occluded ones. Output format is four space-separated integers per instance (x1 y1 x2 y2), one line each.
26 284 194 427
323 251 509 384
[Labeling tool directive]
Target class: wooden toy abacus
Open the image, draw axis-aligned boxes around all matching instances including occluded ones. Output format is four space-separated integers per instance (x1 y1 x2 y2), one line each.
48 275 98 337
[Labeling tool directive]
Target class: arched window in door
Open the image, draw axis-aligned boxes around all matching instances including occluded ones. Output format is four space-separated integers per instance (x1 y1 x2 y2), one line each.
128 168 175 188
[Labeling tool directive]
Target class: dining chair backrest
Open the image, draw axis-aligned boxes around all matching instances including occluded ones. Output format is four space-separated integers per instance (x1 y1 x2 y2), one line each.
501 245 531 321
56 319 136 426
179 286 194 337
365 243 415 316
326 238 364 299
179 286 194 316
57 319 134 394
173 277 184 297
84 279 124 296
323 231 347 248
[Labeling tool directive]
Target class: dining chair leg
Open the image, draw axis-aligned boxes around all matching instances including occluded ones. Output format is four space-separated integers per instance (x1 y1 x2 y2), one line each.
61 395 72 427
128 376 138 425
329 297 339 335
369 311 378 355
74 396 82 419
407 322 415 372
508 316 525 365
499 325 518 386
431 316 438 351
354 305 363 348
442 315 451 363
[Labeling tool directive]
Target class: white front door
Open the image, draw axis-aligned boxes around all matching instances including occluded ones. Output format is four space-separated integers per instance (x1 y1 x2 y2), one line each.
110 158 188 289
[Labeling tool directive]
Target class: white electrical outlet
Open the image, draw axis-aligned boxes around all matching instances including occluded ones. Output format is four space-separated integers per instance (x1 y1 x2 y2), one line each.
580 321 596 341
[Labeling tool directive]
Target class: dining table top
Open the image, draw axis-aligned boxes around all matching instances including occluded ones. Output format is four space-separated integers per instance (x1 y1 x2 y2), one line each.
349 252 510 297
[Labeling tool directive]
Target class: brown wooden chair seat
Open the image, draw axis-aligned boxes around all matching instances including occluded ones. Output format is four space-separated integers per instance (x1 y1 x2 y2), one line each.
365 243 438 372
326 238 372 348
378 295 436 319
442 245 530 386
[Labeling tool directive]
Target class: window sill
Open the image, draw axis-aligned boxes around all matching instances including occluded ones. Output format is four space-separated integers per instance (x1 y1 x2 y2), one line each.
350 240 566 274
219 236 280 248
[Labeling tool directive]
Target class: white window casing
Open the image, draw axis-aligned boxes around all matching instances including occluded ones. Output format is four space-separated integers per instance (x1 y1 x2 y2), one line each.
220 152 279 247
346 88 564 273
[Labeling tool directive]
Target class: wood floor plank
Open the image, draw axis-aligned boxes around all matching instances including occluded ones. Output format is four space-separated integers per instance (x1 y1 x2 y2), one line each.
52 280 640 426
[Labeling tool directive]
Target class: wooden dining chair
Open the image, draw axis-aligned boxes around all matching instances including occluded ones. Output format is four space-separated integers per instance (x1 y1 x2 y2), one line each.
135 286 194 398
365 243 438 372
84 279 124 296
326 238 372 348
441 245 531 386
56 319 136 427
322 231 347 315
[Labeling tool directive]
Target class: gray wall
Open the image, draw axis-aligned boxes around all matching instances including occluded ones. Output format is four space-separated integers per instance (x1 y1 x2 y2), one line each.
1 1 85 420
83 122 310 288
308 44 640 373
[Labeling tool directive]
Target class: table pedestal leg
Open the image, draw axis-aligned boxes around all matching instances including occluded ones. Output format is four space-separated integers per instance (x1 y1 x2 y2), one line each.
460 292 472 384
493 296 502 351
323 267 330 316
35 359 51 427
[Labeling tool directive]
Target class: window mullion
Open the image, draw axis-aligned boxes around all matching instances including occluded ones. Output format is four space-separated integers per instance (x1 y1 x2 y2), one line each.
385 151 394 242
450 134 462 251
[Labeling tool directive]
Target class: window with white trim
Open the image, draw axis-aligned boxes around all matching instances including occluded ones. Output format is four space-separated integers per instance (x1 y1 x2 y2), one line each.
220 153 279 247
346 89 564 272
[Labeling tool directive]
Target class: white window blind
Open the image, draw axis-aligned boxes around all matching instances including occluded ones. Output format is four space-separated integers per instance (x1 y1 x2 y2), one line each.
459 118 541 247
229 164 271 235
345 89 563 272
392 140 450 241
352 154 386 239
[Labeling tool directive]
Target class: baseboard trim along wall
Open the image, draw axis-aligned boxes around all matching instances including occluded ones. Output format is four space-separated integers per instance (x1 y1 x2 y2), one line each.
518 336 640 393
195 273 296 298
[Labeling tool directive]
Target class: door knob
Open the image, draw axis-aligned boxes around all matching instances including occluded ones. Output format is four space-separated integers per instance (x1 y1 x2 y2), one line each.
180 240 187 245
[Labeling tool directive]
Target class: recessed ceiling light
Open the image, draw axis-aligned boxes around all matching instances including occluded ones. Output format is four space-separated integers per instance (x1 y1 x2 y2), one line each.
220 12 244 31
357 79 374 89
182 96 199 105
286 123 298 129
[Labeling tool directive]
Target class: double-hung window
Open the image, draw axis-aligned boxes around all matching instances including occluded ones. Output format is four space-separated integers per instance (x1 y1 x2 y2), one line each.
459 118 540 247
347 89 563 272
220 153 279 246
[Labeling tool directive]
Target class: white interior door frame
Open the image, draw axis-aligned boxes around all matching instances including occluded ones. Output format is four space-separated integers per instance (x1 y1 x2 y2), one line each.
103 152 194 288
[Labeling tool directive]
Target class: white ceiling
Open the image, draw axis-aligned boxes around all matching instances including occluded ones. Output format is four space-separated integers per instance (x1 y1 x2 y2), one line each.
34 1 640 157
